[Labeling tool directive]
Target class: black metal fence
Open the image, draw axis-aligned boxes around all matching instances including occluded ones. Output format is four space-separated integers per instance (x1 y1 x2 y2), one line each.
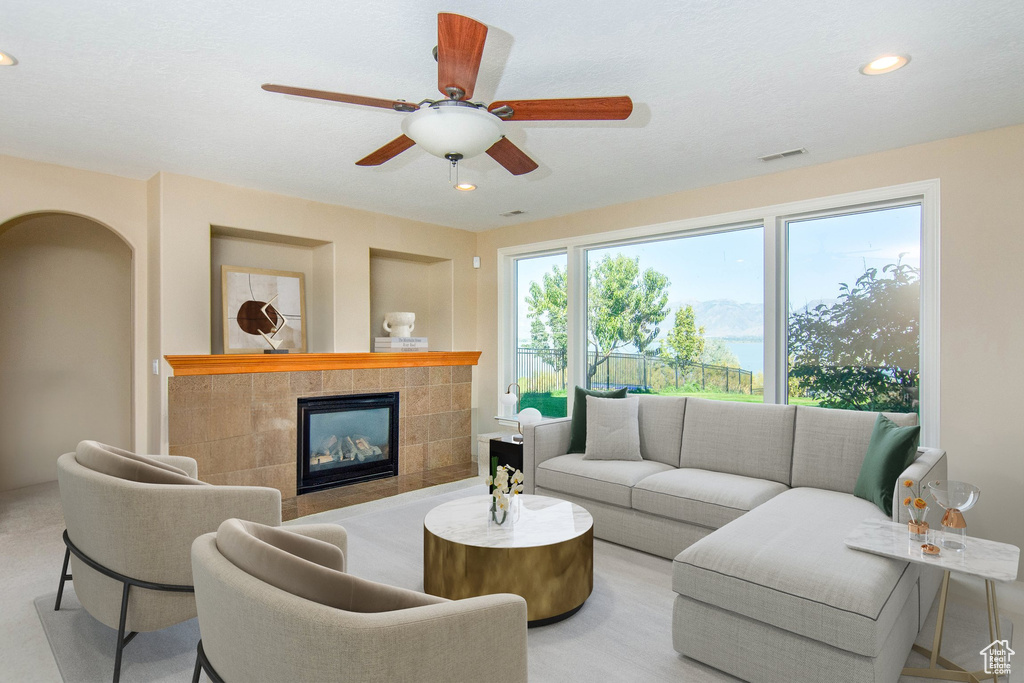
515 347 754 395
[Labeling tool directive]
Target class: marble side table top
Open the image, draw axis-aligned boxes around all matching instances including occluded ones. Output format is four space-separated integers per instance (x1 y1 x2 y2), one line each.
845 519 1019 582
424 494 593 549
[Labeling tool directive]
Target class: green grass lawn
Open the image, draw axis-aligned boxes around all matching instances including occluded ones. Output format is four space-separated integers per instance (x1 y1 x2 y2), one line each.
521 390 819 416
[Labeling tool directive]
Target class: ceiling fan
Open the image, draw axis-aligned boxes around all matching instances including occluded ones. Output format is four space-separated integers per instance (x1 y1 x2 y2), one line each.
262 12 633 181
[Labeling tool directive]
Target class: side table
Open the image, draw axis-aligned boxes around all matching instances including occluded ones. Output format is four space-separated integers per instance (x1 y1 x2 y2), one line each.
845 519 1019 683
489 435 524 474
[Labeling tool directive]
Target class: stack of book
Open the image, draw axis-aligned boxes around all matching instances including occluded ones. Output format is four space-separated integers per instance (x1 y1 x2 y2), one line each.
373 337 428 352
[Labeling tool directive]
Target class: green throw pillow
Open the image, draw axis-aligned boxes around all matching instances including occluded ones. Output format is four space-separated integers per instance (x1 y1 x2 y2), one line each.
853 414 921 516
567 386 628 454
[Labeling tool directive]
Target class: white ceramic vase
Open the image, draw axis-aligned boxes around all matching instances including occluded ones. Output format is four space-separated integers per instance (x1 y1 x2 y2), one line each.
383 312 416 337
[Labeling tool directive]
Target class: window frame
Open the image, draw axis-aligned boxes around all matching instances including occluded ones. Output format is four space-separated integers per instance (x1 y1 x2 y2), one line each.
497 179 940 445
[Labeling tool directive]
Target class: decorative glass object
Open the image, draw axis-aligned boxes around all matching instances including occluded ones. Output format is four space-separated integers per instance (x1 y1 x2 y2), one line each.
901 479 929 541
487 463 524 527
926 480 980 552
489 493 519 527
908 518 929 542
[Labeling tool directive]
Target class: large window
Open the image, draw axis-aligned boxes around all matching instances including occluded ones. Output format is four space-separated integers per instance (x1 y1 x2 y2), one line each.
499 182 937 443
584 227 763 401
787 204 921 412
515 253 568 417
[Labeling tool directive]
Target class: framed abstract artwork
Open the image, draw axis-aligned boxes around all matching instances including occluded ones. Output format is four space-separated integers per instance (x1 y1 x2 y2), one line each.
222 265 307 354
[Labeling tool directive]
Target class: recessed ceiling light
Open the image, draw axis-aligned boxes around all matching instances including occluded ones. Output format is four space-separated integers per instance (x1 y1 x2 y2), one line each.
454 183 476 191
860 55 909 75
0 51 17 66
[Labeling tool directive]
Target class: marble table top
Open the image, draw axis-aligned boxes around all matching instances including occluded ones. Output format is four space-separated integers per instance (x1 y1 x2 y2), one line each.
423 494 593 549
845 519 1020 582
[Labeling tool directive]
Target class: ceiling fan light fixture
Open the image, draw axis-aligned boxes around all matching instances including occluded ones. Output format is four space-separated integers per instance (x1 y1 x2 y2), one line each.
455 183 477 191
0 51 17 66
401 101 502 160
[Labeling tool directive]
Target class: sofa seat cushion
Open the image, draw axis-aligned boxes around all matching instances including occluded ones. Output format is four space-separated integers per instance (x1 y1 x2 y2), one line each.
536 454 674 508
632 469 789 529
672 487 918 657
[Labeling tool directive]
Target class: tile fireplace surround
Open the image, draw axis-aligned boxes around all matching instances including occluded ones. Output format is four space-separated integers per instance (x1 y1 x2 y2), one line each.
165 353 479 517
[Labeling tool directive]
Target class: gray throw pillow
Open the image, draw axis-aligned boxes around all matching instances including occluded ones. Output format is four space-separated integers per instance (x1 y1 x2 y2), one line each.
216 519 447 613
75 440 204 485
583 396 642 461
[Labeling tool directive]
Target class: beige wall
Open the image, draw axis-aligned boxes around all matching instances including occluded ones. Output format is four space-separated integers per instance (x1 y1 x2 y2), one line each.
476 123 1024 561
152 172 479 451
0 213 132 489
369 253 454 350
0 156 478 482
0 155 149 460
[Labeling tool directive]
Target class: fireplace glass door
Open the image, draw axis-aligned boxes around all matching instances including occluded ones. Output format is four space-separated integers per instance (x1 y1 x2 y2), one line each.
297 392 399 494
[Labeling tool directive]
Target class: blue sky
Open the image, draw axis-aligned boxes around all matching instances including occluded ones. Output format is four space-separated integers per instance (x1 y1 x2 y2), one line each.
516 203 921 345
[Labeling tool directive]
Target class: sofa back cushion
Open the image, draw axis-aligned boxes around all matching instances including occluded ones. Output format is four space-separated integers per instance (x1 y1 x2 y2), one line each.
679 399 796 485
790 406 919 494
636 395 686 467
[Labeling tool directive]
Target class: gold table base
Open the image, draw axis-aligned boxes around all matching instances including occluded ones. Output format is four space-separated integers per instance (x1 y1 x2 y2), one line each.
423 525 594 624
902 570 1005 683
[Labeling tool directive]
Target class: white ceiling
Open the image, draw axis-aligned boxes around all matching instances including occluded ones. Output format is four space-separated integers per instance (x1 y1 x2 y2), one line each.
2 1 1023 231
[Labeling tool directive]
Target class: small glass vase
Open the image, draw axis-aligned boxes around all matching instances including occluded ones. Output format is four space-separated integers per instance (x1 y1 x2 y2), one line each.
908 518 929 542
488 495 519 527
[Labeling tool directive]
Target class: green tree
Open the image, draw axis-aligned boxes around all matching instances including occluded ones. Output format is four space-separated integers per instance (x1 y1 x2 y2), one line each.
587 255 670 381
661 305 706 367
788 261 919 412
700 338 740 367
524 265 568 371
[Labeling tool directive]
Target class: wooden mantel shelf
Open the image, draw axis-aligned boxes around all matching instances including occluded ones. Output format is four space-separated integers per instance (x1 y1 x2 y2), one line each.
164 352 482 376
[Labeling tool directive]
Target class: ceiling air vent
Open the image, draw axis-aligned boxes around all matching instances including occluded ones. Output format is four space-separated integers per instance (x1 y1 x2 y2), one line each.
500 210 526 217
759 148 807 162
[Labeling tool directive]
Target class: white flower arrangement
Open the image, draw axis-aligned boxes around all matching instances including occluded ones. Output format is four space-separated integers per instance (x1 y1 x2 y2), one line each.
487 464 524 525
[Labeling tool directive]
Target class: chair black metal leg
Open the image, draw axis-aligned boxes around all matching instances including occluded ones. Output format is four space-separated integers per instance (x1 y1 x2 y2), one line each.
112 582 131 683
57 530 192 683
192 644 203 683
194 641 224 683
54 547 71 610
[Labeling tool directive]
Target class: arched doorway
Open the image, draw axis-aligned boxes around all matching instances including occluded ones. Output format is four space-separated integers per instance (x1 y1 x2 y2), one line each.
0 212 132 491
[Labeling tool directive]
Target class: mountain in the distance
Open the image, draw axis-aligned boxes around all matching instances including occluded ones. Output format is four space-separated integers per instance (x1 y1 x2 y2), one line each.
675 299 763 339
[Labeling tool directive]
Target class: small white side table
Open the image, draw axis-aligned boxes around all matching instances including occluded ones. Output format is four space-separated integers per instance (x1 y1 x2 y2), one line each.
845 519 1019 683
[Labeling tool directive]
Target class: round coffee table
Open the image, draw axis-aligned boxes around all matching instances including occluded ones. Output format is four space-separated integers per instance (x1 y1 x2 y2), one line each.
423 494 594 626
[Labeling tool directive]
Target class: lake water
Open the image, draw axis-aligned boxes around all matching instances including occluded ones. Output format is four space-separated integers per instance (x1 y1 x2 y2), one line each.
723 340 764 375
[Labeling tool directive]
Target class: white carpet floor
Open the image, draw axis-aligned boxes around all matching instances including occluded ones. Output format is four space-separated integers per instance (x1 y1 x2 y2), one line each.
4 479 1022 682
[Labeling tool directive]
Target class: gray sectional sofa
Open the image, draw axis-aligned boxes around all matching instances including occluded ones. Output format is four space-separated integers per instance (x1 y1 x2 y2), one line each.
522 396 947 683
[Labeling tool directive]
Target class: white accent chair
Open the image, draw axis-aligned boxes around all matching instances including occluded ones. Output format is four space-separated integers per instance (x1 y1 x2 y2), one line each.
55 443 282 682
190 519 529 683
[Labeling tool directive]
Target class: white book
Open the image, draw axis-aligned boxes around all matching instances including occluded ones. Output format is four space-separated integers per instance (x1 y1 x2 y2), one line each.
374 337 428 344
372 347 426 353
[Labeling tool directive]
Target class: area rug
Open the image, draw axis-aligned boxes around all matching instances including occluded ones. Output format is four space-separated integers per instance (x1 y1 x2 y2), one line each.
36 482 1015 682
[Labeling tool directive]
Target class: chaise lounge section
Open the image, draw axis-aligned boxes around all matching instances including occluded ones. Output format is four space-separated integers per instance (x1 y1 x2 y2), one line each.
523 396 946 682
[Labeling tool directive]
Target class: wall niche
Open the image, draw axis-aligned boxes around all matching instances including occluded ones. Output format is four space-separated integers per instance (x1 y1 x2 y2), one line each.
369 249 453 351
210 226 333 354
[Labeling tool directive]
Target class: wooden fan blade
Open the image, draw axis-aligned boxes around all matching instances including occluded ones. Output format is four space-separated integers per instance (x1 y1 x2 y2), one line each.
485 137 539 176
488 96 633 121
356 135 416 166
262 84 418 112
437 13 488 100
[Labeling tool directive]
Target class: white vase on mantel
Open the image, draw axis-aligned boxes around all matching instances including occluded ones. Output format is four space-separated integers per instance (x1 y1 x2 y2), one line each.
383 312 415 338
